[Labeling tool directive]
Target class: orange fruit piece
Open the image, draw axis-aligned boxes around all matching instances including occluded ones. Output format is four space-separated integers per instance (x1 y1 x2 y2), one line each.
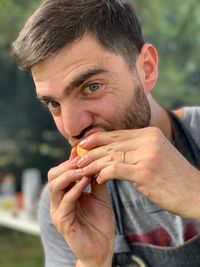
77 144 87 157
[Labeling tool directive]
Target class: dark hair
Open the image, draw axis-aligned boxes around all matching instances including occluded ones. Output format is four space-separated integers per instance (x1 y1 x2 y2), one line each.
12 0 145 71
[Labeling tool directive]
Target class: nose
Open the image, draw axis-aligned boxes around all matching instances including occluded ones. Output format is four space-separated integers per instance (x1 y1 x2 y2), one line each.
61 100 93 138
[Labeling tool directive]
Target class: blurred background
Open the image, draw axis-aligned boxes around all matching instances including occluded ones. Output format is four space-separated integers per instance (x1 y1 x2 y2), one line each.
0 0 200 266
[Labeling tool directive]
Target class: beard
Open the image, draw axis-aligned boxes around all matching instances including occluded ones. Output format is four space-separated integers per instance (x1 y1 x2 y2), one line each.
70 78 151 144
114 82 151 130
99 79 151 132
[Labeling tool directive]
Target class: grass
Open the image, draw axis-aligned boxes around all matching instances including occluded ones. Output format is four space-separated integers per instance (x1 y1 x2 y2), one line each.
0 227 44 267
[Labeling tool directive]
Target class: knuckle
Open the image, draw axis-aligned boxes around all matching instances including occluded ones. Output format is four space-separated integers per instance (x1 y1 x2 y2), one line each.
51 214 60 229
109 162 119 176
109 131 121 138
147 145 161 161
148 127 163 142
83 151 94 163
48 167 56 180
107 152 115 162
48 180 57 193
149 126 162 135
137 162 154 178
145 130 165 158
106 144 115 153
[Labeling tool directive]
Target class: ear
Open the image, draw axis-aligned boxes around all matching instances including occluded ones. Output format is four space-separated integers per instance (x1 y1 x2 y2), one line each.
137 44 158 93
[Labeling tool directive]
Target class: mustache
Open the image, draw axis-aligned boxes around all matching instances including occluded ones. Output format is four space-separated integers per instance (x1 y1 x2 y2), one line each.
74 125 95 140
72 124 113 143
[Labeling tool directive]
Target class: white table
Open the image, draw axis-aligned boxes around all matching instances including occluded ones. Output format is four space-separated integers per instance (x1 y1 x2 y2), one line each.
0 209 40 236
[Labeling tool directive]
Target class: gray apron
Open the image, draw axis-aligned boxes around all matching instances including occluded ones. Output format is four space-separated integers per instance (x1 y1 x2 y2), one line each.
109 110 200 267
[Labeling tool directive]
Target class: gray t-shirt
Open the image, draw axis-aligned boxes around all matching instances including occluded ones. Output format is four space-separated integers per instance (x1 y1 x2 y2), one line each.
38 106 200 267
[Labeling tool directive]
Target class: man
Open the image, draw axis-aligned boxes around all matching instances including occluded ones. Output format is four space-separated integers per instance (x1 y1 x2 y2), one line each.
12 0 200 266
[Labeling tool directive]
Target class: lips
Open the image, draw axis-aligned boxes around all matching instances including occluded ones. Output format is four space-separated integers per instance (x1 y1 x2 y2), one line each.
73 127 104 147
84 128 103 138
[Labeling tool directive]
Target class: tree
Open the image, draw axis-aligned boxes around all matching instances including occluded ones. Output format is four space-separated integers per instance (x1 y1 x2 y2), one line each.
0 0 69 187
1 0 200 187
134 0 200 108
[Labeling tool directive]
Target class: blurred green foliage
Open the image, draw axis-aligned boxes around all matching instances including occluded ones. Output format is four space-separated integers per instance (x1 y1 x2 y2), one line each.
0 227 43 267
0 0 200 186
134 0 200 107
0 0 68 187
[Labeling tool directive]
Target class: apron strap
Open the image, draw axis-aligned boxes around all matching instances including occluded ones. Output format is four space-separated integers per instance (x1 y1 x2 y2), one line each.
167 109 200 169
110 109 200 266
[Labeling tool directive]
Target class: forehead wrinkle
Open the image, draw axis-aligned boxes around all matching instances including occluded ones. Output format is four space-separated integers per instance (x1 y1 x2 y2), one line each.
35 67 109 101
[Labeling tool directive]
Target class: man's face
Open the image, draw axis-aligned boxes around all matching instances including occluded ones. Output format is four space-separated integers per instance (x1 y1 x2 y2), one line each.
32 35 151 147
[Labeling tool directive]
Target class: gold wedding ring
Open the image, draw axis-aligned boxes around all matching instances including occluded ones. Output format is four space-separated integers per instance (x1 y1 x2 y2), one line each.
121 151 126 164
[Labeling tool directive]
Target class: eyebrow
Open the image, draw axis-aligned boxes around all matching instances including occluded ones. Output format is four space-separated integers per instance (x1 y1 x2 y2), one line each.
65 68 108 95
37 67 108 101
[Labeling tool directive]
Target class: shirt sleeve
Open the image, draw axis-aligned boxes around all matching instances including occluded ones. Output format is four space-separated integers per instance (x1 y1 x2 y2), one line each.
38 184 76 267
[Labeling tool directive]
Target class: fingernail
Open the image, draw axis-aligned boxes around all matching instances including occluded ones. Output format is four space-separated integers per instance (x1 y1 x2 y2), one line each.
96 174 101 184
79 138 89 147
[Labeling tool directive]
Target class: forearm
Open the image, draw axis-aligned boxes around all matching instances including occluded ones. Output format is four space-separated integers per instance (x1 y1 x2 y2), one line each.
173 168 200 222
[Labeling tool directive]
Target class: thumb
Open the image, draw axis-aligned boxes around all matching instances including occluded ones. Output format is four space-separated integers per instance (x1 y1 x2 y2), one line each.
69 147 77 159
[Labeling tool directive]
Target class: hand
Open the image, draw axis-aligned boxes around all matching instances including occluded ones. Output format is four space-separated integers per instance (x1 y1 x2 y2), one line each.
48 148 115 267
78 127 200 221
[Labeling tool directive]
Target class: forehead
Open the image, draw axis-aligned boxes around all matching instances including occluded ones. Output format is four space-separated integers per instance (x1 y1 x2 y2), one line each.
31 34 128 81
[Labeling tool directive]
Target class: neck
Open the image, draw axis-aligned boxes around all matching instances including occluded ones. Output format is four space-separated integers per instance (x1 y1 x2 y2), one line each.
149 97 173 143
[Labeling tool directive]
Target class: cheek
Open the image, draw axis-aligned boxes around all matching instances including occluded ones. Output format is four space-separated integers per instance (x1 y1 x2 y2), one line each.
102 106 117 121
93 98 122 124
53 116 66 137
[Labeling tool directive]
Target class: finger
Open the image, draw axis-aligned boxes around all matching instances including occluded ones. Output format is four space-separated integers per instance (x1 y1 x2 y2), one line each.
96 163 138 184
49 169 83 192
77 138 146 168
55 177 91 224
70 147 77 159
79 128 152 150
81 151 130 177
49 169 84 211
48 157 79 181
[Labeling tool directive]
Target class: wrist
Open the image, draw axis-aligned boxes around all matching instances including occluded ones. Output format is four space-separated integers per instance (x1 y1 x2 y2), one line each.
76 256 113 267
